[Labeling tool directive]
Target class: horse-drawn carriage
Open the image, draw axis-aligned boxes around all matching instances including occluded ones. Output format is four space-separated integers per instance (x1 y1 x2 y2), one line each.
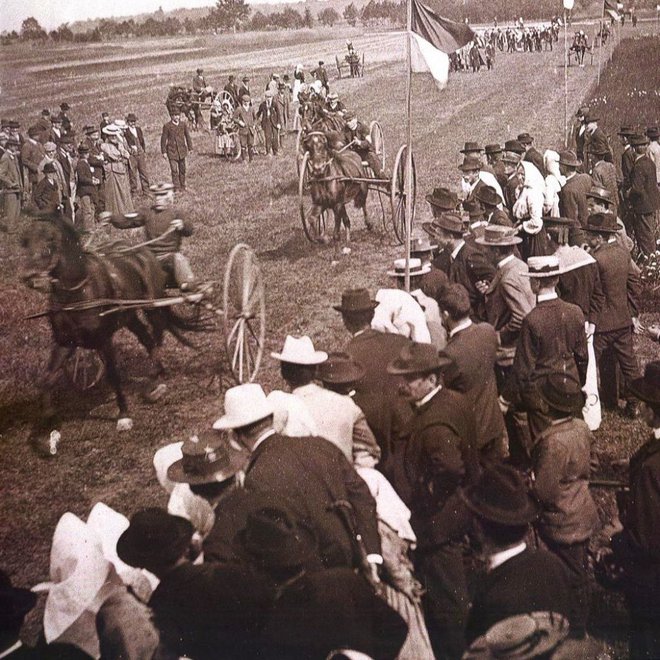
335 51 365 78
165 85 216 131
22 214 265 436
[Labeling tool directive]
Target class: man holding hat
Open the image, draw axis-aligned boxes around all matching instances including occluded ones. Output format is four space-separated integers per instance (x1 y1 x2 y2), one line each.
256 90 282 156
160 110 193 192
124 113 150 194
0 137 24 226
627 133 660 256
387 342 477 659
233 94 257 163
558 149 593 228
462 463 572 645
585 212 642 417
213 382 383 575
531 372 599 638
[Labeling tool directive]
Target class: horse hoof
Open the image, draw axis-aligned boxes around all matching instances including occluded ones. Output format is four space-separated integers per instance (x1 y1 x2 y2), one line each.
117 417 134 432
144 383 167 403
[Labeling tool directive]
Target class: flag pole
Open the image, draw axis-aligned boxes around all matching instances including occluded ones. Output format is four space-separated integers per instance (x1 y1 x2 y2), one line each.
564 17 568 147
404 0 413 293
597 2 605 85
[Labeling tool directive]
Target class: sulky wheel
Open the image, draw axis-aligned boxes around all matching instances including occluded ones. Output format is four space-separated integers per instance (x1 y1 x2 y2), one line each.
64 348 106 391
223 244 266 384
299 151 328 243
220 91 235 112
390 144 417 245
369 120 385 172
295 128 306 176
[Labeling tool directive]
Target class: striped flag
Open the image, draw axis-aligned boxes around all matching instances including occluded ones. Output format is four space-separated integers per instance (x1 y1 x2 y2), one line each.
410 0 476 89
604 0 621 20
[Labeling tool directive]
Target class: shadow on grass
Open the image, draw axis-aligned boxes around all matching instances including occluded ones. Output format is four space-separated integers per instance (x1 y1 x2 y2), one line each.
258 229 328 263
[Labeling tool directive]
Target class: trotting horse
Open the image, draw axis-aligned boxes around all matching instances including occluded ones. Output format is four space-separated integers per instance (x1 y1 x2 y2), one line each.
20 213 200 435
303 132 371 242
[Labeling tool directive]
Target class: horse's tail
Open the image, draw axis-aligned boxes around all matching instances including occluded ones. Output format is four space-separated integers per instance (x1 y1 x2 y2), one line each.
162 307 213 348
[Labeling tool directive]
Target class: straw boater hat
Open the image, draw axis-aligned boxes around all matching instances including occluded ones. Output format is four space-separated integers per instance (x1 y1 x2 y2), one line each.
423 211 465 237
102 124 122 136
333 288 378 313
538 372 584 414
318 352 365 386
475 225 522 246
213 383 274 430
387 342 451 376
387 257 431 278
114 119 127 129
523 255 561 278
271 335 328 365
629 361 660 405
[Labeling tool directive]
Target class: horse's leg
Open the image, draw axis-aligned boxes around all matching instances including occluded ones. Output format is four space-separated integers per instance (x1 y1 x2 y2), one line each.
39 344 74 427
332 204 346 242
127 312 164 376
99 340 132 431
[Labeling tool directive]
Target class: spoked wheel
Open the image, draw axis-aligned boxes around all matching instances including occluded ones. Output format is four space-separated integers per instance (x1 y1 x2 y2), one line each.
369 120 385 171
365 166 387 232
296 128 306 176
222 244 266 384
64 348 106 391
390 144 417 245
299 151 328 243
219 91 235 112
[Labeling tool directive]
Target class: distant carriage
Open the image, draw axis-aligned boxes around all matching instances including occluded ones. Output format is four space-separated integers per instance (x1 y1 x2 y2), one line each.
335 51 365 78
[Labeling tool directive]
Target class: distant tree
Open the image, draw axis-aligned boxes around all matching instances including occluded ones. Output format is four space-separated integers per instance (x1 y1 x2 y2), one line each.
209 0 251 31
318 7 340 26
20 17 47 40
51 23 74 41
343 2 358 26
303 7 314 27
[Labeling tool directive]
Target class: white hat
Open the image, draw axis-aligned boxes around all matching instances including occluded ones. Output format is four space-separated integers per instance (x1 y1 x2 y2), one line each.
270 335 328 365
524 255 561 278
113 119 127 129
102 124 121 136
387 257 432 277
213 383 274 430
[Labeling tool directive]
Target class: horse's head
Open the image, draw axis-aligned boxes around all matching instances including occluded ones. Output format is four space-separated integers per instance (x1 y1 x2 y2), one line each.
304 132 331 176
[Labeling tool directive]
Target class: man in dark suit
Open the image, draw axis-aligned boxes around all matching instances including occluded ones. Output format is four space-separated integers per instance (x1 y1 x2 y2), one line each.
223 75 239 104
485 143 507 189
463 463 572 644
32 162 62 212
460 155 489 207
583 114 612 172
439 283 507 459
627 133 660 255
518 132 545 175
334 288 412 478
573 106 589 161
585 212 642 417
500 142 524 215
75 146 99 228
425 210 495 320
559 149 593 229
312 60 329 93
619 126 637 188
387 342 477 660
0 138 24 227
160 110 193 192
213 383 382 576
124 113 150 194
34 109 52 142
20 126 45 200
238 76 251 101
255 90 281 156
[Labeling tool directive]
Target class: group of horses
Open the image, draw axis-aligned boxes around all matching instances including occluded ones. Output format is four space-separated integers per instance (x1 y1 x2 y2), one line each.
165 85 215 131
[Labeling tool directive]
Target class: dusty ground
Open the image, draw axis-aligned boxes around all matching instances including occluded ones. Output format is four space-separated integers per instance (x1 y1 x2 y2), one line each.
0 22 658 654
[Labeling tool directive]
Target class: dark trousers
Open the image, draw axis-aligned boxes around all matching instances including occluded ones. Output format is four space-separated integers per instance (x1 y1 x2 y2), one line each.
239 133 254 162
129 151 150 192
542 536 590 637
262 123 278 155
632 210 658 256
594 327 639 400
168 158 187 190
416 541 469 660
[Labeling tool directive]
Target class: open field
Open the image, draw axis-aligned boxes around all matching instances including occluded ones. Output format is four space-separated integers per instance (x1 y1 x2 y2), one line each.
1 22 659 653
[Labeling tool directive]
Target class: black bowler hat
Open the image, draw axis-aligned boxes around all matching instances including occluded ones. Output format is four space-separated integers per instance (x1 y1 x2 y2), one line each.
460 141 484 153
484 143 502 155
538 372 585 413
333 288 378 313
423 211 465 237
503 139 525 154
60 102 70 111
461 463 540 526
629 361 660 405
475 185 503 207
387 342 451 375
517 132 533 144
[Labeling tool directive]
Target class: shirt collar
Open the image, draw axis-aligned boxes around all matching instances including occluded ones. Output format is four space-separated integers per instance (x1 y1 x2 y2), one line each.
450 240 465 261
449 318 472 338
415 384 442 408
537 291 558 303
488 542 527 571
0 641 22 659
497 254 515 269
252 428 276 452
352 328 367 338
565 172 576 181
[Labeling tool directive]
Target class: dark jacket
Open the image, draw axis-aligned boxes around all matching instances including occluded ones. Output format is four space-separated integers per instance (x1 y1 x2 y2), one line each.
558 261 604 326
75 158 97 199
124 126 146 153
585 126 611 168
591 240 641 332
628 154 660 215
21 140 45 184
256 100 282 129
160 120 192 160
32 177 61 211
524 147 545 176
243 433 381 568
621 146 636 187
441 322 505 451
559 172 593 227
466 547 572 643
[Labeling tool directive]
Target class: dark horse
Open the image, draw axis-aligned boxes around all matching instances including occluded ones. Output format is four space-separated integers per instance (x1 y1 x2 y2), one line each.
21 213 197 435
304 132 370 242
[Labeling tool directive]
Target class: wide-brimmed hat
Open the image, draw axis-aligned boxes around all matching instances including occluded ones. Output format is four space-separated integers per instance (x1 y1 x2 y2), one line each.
464 200 484 220
484 143 502 155
425 187 459 211
318 352 365 385
423 211 464 237
475 185 503 207
629 361 660 405
554 244 595 274
234 506 318 569
213 383 274 430
167 431 248 485
465 612 570 660
102 124 122 136
387 342 451 375
113 119 127 129
503 139 525 154
333 288 378 313
117 508 193 570
538 372 584 414
271 335 328 365
646 126 659 140
585 212 620 234
387 257 431 278
460 141 483 153
0 570 37 628
617 125 636 136
461 463 540 526
517 132 533 145
586 186 613 205
149 182 174 194
629 134 650 147
475 225 522 246
501 151 522 165
524 255 561 278
410 235 438 254
558 150 580 168
458 156 482 172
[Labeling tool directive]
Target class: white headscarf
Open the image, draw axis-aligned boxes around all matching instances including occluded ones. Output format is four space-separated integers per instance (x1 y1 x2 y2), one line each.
513 161 545 233
543 150 565 216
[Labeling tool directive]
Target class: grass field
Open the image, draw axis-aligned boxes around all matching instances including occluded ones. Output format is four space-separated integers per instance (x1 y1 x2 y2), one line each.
1 22 659 653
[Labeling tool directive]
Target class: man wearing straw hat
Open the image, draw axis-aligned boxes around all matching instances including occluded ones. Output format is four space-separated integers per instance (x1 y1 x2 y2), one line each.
213 382 383 576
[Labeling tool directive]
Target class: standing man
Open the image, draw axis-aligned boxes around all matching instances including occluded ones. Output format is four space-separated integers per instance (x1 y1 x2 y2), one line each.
238 76 251 101
518 132 545 176
646 126 660 186
125 113 150 195
583 113 612 173
233 95 257 164
21 126 45 201
75 146 100 229
559 149 593 229
223 75 239 104
192 67 206 94
573 106 589 162
312 61 329 94
160 110 193 192
57 136 77 221
256 91 281 157
0 138 24 231
33 162 62 213
57 102 72 135
485 143 506 189
627 133 660 257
